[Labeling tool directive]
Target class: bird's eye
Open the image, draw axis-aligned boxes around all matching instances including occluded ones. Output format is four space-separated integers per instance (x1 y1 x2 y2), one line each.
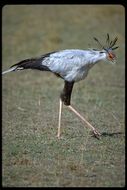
100 51 104 54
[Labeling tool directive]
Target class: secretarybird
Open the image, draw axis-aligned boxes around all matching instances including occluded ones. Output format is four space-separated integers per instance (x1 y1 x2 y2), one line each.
2 34 118 139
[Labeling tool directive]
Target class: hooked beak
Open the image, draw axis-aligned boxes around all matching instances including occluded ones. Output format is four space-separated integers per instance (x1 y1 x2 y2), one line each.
111 58 117 64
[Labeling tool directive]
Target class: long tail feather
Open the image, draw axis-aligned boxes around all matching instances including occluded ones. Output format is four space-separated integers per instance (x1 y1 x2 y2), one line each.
2 66 19 75
2 57 51 75
2 58 38 75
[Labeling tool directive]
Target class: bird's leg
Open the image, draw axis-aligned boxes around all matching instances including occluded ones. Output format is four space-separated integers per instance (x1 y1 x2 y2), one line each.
57 98 63 139
58 81 100 138
57 81 74 138
67 105 101 138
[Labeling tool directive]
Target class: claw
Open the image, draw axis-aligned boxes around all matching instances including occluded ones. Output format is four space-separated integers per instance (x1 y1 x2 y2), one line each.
57 134 61 139
91 130 101 139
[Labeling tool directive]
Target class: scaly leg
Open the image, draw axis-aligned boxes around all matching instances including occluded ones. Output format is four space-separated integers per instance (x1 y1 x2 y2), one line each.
57 99 63 139
67 105 101 138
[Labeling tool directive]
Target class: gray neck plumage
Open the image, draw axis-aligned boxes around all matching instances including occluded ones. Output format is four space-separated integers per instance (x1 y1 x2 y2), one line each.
88 50 106 64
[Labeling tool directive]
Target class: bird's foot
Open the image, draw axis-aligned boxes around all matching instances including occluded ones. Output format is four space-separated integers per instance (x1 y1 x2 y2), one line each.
57 134 65 140
91 129 101 139
56 134 61 140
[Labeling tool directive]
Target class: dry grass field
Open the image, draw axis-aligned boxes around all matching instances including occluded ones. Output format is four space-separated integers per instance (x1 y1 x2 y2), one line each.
2 5 125 187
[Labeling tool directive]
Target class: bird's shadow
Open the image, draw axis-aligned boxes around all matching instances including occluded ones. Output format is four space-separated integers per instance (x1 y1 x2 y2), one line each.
92 131 124 140
100 131 124 137
70 131 124 140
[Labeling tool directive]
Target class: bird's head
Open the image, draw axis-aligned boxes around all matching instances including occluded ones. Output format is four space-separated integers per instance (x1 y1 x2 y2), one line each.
93 34 119 64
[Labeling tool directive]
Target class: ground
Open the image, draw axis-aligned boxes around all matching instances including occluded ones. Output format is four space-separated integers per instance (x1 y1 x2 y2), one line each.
2 5 125 187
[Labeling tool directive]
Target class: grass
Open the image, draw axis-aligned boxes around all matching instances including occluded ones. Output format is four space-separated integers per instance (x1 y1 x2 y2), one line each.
2 5 125 187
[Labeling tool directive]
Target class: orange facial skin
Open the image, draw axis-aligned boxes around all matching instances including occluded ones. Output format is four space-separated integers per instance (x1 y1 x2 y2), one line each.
107 52 116 62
